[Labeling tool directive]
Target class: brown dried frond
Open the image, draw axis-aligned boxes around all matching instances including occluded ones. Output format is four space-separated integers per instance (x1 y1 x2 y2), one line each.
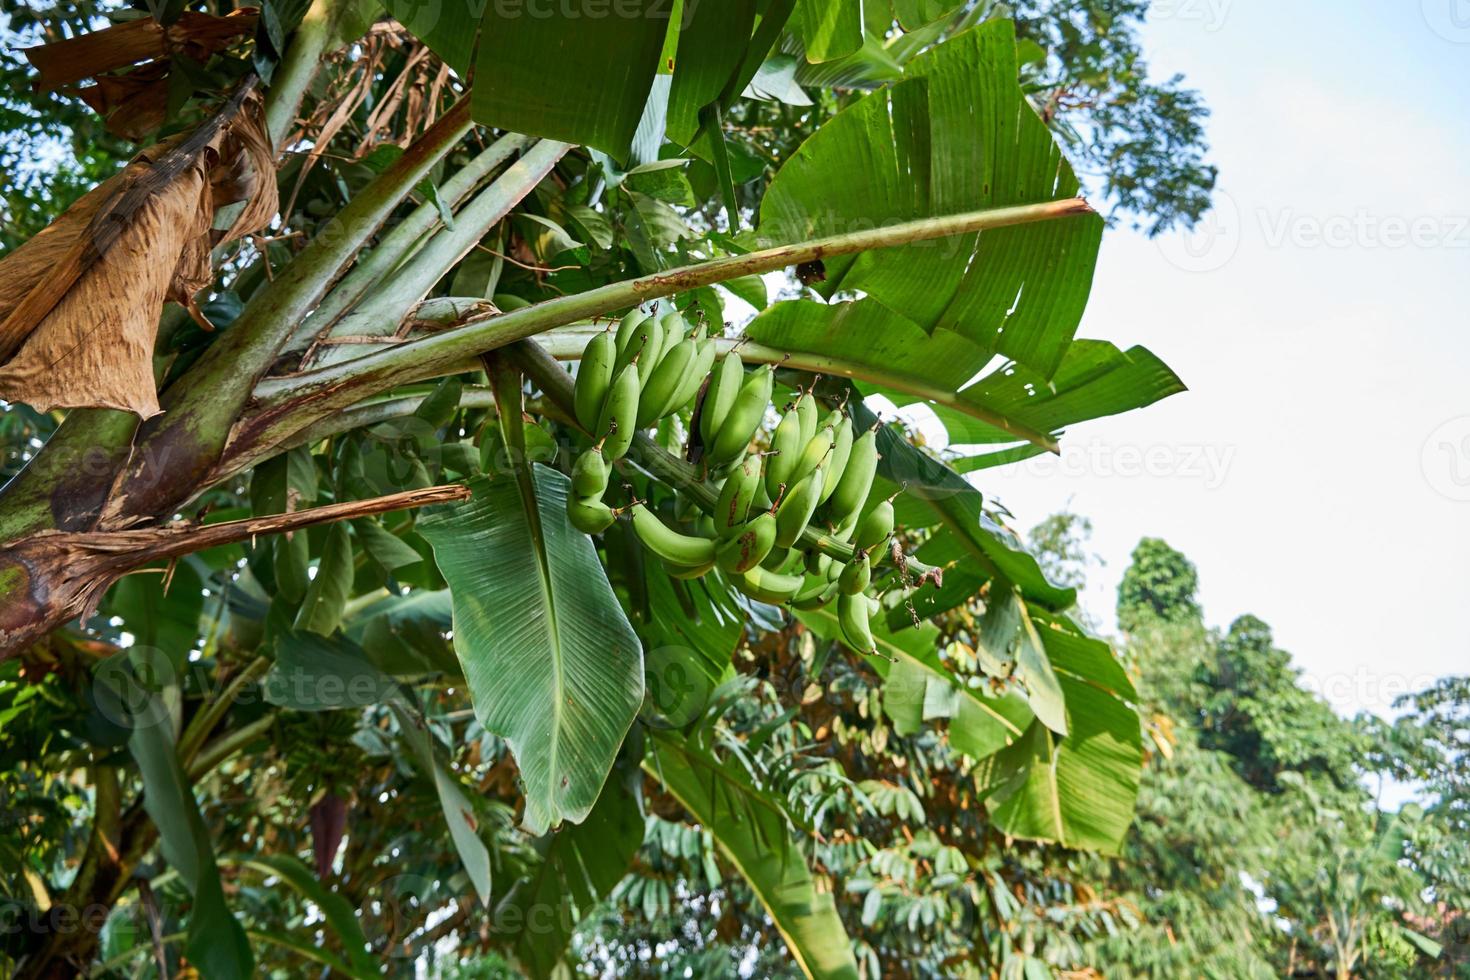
0 83 278 417
24 9 258 92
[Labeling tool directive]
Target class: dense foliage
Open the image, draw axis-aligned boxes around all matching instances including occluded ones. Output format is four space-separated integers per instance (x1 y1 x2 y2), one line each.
0 1 1454 979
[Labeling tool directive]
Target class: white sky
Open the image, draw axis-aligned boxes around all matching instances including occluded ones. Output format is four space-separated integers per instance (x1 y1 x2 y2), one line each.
974 0 1470 717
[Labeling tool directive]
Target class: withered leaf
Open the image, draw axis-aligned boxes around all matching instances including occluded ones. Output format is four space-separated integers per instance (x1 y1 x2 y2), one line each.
0 82 277 417
23 9 258 92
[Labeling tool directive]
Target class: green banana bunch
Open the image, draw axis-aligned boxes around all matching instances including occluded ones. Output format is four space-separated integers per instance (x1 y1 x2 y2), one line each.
566 319 904 626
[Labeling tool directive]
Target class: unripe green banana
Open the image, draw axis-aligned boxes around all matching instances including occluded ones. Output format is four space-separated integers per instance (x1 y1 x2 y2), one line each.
794 387 818 446
663 335 717 418
698 351 744 448
827 425 878 525
637 336 698 426
774 465 823 549
735 565 804 605
614 309 648 355
792 577 840 610
614 314 664 386
765 409 802 499
595 364 641 461
714 512 776 574
666 557 715 580
753 479 773 513
631 504 716 567
838 554 871 595
709 365 773 466
658 311 689 362
571 448 609 499
803 548 831 578
567 496 616 535
713 453 762 536
820 414 853 504
788 424 835 490
761 546 799 573
837 590 876 653
573 331 616 432
855 498 895 555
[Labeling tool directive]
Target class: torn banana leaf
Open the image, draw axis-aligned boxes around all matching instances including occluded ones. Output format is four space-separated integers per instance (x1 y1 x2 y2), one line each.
0 84 276 417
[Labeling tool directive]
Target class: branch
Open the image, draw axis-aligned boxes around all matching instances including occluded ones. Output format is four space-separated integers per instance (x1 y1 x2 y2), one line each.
303 139 570 365
0 485 469 660
241 198 1092 463
289 134 536 350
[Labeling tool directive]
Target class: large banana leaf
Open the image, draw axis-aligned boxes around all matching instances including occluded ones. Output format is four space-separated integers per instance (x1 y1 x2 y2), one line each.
111 652 253 978
795 0 864 62
239 854 377 978
472 3 670 157
666 0 759 145
795 607 1034 759
382 0 800 159
749 299 1184 451
758 20 1101 381
979 615 1142 853
646 728 860 980
503 778 645 979
419 469 644 834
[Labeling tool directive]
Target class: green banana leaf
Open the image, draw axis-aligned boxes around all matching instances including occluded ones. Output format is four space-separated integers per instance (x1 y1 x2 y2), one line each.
113 650 253 979
238 854 378 978
393 701 496 905
749 296 1184 450
504 778 646 979
979 617 1142 853
795 0 864 61
666 0 759 145
419 469 644 834
646 728 861 980
758 21 1100 381
795 606 1034 760
381 0 800 160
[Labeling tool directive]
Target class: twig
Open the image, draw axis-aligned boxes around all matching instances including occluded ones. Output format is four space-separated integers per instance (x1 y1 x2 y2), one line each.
473 242 578 274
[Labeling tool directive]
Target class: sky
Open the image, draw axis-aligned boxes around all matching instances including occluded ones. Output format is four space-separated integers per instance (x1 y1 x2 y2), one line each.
969 0 1470 718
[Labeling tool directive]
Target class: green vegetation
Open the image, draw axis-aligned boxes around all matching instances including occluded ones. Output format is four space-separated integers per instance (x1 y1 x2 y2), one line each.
0 1 1457 978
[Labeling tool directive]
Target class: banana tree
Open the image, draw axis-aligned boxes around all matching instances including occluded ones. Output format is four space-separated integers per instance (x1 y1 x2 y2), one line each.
0 2 1183 976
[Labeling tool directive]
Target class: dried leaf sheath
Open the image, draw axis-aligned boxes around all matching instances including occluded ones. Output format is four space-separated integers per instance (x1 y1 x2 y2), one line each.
0 85 277 417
